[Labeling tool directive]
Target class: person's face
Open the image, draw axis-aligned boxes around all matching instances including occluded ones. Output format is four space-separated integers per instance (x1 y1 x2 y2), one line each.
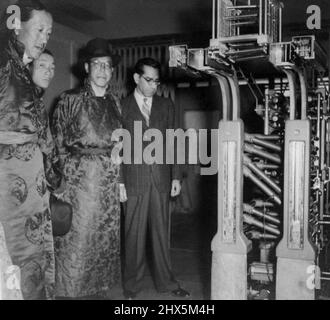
134 65 160 97
16 10 53 60
32 53 55 89
85 56 113 89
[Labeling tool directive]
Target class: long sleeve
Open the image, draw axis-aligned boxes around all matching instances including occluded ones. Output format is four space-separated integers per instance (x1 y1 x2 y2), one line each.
0 57 15 131
0 41 31 133
50 93 72 181
168 99 183 181
43 127 62 191
110 92 124 184
0 37 36 134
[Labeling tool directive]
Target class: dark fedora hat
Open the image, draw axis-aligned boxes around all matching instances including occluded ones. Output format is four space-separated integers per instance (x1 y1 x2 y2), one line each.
83 38 121 66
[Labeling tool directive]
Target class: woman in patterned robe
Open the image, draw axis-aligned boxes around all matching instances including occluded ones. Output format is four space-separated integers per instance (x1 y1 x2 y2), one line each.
51 38 125 298
0 2 56 300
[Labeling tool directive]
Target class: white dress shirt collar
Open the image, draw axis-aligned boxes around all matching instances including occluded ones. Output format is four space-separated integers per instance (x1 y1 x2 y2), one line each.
134 89 153 110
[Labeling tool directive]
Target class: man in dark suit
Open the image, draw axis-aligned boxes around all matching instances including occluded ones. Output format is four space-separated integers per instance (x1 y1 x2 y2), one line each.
121 58 190 299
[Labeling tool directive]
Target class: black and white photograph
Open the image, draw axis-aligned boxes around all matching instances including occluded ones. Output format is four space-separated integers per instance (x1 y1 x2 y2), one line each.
0 0 329 304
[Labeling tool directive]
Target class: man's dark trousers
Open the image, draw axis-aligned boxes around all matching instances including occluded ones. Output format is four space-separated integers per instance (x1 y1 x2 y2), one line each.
122 94 180 295
124 174 177 294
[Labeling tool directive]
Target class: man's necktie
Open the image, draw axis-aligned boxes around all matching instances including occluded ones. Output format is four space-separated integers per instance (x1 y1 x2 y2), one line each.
141 98 150 126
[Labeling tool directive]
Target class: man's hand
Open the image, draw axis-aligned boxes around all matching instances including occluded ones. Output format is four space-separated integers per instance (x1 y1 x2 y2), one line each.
119 183 127 202
171 179 181 197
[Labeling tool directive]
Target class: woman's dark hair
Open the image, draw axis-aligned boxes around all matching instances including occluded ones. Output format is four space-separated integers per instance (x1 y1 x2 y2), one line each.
30 48 54 67
29 48 54 74
134 57 161 77
41 48 53 57
30 47 54 97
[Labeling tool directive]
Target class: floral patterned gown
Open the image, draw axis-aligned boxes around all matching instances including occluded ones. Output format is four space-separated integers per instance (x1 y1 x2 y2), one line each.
0 36 58 300
51 81 122 298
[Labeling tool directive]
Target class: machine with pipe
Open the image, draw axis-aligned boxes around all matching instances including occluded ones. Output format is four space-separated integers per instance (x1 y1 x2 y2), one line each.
169 0 330 300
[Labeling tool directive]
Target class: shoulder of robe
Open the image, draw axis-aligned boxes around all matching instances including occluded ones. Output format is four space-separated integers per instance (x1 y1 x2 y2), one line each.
57 87 86 105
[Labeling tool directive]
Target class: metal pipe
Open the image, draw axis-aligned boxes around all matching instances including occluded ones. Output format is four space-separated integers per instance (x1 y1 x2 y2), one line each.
317 92 322 162
279 5 282 42
235 55 268 62
243 214 281 235
217 0 221 39
239 68 259 108
320 278 330 281
254 134 281 140
252 137 281 152
259 0 262 35
265 88 270 135
212 0 216 39
311 230 318 238
228 72 240 121
244 155 282 194
238 78 289 86
244 143 281 164
225 14 258 20
228 47 266 55
228 21 257 26
243 166 282 205
255 163 280 170
295 67 308 120
244 203 281 225
245 133 282 152
256 162 280 170
264 0 268 35
230 42 260 48
316 93 324 235
266 211 279 217
215 74 231 121
229 1 233 37
247 231 278 240
252 200 274 207
282 69 296 120
227 5 258 9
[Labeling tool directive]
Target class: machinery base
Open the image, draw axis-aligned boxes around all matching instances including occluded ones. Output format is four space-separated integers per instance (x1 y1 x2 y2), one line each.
276 257 315 300
211 251 248 300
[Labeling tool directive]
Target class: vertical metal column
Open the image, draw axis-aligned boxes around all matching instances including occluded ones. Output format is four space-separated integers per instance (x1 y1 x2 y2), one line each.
211 72 251 300
276 67 316 300
212 0 216 40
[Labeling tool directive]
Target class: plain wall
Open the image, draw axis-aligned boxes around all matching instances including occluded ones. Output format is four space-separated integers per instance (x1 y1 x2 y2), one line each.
80 0 212 39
